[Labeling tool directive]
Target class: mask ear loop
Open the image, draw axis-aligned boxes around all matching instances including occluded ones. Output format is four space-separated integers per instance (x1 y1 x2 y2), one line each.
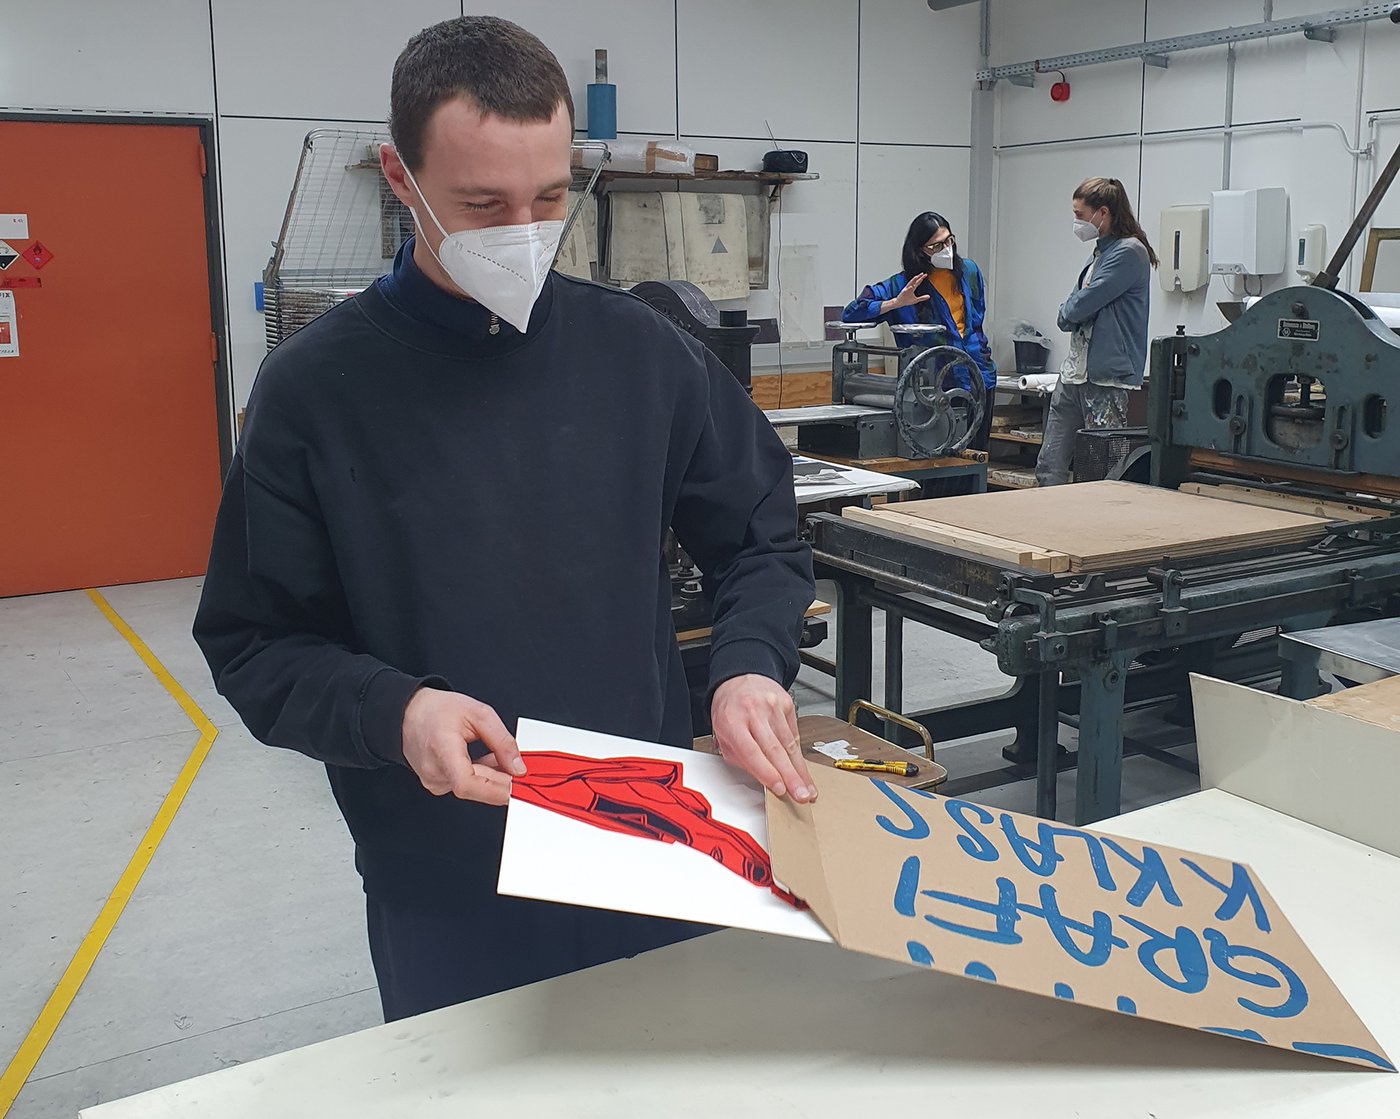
393 150 465 287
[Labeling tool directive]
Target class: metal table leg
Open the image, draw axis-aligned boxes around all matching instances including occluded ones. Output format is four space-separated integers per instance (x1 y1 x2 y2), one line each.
833 576 873 717
1279 646 1326 700
1075 653 1130 824
883 611 904 740
1036 669 1060 820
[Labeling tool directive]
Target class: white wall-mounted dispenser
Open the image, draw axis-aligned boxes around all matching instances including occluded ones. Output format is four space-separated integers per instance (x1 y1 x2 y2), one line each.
1209 187 1289 276
1159 205 1210 293
1296 224 1327 282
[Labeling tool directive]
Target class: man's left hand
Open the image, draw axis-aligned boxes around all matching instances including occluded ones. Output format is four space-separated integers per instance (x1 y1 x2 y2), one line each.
710 675 815 803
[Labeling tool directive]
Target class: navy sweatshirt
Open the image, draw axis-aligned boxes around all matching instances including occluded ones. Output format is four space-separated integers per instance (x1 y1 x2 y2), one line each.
193 242 814 906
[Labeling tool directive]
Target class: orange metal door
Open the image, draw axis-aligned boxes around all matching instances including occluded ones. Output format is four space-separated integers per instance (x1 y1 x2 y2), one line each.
0 119 224 597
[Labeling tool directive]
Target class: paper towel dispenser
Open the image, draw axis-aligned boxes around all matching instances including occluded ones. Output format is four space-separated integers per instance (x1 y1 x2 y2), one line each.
1210 187 1289 276
1160 205 1210 293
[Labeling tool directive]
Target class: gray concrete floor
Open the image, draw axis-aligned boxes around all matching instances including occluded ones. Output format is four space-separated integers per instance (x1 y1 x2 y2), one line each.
1 576 1198 1117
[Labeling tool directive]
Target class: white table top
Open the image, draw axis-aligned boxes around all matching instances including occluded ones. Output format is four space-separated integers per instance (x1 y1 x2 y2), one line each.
1280 617 1400 684
84 790 1400 1118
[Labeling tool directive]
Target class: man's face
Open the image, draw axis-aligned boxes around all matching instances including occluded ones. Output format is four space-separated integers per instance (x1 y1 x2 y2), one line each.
382 97 573 255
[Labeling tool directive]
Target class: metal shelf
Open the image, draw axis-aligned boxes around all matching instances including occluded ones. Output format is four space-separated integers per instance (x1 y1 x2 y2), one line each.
979 3 1394 82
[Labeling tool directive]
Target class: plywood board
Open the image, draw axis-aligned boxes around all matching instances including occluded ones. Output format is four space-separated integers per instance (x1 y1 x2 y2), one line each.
767 765 1392 1070
1191 674 1400 859
1179 482 1383 523
842 504 1070 572
1308 673 1400 730
891 481 1329 571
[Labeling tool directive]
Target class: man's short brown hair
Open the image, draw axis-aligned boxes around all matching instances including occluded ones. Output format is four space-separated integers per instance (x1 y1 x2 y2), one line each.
389 16 575 170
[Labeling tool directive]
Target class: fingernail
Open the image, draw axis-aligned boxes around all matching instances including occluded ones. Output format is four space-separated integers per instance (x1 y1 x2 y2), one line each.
796 786 813 801
772 782 787 797
511 760 527 776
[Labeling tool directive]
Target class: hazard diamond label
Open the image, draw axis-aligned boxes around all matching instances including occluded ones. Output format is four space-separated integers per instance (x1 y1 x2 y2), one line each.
23 241 54 270
0 241 16 270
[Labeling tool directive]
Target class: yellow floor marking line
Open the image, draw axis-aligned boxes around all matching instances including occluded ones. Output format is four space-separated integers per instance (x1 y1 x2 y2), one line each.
0 588 218 1117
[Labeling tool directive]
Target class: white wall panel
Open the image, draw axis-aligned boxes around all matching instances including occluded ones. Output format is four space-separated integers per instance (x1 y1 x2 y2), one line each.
858 0 980 146
1362 19 1400 113
855 145 971 294
490 0 678 136
0 0 213 114
990 140 1141 370
211 0 455 121
677 0 859 142
990 0 1144 65
1140 0 1259 135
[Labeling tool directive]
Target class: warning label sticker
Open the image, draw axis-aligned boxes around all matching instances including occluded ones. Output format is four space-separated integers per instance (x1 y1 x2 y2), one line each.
0 241 16 271
0 290 18 357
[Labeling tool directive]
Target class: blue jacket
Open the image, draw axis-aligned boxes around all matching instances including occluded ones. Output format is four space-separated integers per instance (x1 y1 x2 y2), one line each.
841 259 997 390
1058 235 1151 388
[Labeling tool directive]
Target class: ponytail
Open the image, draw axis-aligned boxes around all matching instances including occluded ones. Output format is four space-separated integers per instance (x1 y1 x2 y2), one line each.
1074 176 1158 268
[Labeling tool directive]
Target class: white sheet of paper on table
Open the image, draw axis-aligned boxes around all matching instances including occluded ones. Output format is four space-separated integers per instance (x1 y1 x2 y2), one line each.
498 719 831 942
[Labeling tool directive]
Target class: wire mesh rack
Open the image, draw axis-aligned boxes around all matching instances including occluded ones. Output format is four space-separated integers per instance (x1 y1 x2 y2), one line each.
262 128 409 351
261 130 608 351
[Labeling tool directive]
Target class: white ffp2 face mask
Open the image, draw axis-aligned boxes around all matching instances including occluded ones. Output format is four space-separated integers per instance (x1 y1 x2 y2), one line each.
399 159 563 333
927 245 955 270
1073 218 1101 243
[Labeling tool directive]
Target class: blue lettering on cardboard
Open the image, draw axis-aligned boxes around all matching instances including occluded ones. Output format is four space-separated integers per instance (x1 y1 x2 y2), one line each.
1000 816 1117 891
944 799 999 862
1204 929 1308 1019
906 940 934 968
1119 916 1209 994
1182 858 1271 933
872 780 937 840
1100 838 1183 909
923 877 1024 945
893 855 921 917
1019 883 1127 966
1291 1042 1396 1071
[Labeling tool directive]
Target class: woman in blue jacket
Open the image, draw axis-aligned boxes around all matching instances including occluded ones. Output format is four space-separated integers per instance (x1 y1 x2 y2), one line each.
842 211 997 466
1034 177 1156 487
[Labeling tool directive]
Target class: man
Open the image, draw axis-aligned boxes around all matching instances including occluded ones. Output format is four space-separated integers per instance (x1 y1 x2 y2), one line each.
194 16 816 1021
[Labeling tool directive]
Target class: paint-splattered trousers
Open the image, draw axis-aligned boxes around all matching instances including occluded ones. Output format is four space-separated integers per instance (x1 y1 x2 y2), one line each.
1034 379 1134 487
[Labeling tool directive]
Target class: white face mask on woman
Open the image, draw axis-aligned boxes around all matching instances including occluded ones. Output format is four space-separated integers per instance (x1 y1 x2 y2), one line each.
926 245 956 270
1073 218 1102 243
400 157 563 332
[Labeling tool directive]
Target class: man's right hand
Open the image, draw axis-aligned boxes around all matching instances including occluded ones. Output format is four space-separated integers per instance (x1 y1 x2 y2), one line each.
401 688 526 806
882 272 930 313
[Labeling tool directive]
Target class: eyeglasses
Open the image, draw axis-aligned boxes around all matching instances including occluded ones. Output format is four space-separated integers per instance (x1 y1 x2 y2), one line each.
925 236 956 252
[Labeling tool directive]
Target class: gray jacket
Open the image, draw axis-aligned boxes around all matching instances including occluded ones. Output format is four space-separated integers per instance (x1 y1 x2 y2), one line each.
1058 234 1151 388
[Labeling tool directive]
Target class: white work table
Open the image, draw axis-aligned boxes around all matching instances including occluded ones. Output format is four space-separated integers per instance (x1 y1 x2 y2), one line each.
85 790 1400 1118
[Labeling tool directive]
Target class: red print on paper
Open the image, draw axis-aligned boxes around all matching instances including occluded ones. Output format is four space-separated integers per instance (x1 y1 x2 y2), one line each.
512 752 802 907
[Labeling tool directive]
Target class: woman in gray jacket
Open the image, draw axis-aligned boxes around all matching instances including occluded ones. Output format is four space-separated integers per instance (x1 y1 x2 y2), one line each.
1035 177 1157 487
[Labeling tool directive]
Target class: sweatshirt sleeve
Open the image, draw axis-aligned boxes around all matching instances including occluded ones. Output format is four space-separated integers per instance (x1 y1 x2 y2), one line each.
1059 241 1144 326
670 351 816 696
842 276 899 323
192 400 444 770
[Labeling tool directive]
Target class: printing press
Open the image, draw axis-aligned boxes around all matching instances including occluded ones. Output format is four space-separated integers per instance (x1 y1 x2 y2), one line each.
807 145 1400 825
